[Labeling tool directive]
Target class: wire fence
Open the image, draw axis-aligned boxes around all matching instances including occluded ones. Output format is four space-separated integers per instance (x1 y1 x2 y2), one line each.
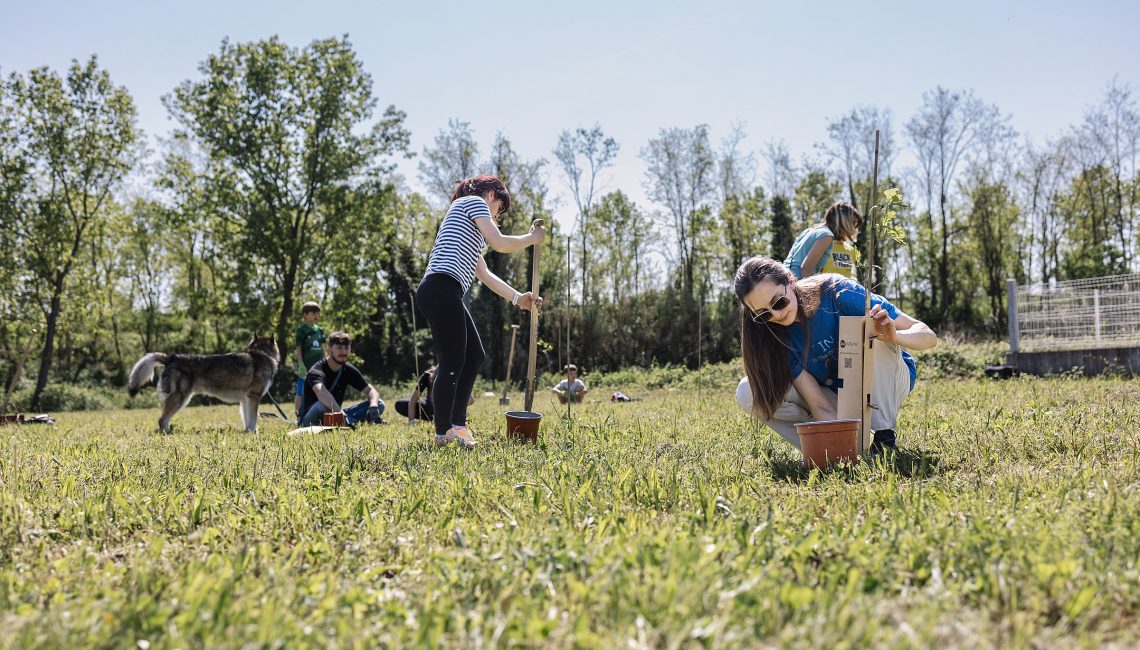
1012 273 1140 352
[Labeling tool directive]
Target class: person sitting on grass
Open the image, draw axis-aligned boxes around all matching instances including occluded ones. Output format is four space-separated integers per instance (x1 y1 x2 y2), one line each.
299 332 384 427
553 364 588 404
396 365 475 424
397 365 436 424
732 256 937 454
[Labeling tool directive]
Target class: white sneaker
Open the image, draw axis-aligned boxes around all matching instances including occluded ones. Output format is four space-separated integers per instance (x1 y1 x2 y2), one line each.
434 426 477 449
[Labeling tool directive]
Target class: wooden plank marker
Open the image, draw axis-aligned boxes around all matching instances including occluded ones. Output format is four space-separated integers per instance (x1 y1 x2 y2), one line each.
837 130 880 455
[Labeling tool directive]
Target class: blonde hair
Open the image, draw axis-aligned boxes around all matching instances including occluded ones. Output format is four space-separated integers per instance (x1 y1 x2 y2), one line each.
823 202 862 242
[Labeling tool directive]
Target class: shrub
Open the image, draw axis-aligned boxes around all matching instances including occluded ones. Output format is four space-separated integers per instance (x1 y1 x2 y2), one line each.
11 383 119 413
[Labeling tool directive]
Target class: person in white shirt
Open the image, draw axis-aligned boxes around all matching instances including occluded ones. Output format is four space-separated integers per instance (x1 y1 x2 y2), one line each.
553 364 589 404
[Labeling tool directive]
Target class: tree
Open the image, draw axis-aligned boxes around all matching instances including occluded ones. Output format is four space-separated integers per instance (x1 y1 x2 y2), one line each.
966 180 1021 330
641 124 716 301
1017 137 1072 284
717 122 756 203
769 195 794 260
720 187 767 279
591 190 653 303
419 119 480 204
792 164 841 231
1058 165 1131 279
7 56 140 408
0 74 41 397
164 35 410 350
762 139 797 200
553 124 618 304
820 106 897 211
905 87 1008 326
474 133 557 381
1075 80 1139 271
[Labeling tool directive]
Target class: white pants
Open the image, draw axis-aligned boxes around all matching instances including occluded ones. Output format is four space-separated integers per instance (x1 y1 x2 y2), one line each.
735 340 912 449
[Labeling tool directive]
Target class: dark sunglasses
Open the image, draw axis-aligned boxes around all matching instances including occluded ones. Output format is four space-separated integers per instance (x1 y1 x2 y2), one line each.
744 283 790 324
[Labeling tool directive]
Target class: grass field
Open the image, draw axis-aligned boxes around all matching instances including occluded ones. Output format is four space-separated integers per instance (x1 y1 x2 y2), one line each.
2 370 1139 648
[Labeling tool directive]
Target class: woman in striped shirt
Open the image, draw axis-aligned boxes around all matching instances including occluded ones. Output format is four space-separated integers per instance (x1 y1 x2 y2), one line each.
415 175 545 448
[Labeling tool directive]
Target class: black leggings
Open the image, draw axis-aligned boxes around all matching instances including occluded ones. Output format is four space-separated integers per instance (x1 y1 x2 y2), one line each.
415 273 486 436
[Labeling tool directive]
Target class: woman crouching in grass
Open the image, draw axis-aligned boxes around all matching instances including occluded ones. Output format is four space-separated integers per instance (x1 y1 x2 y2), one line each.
733 255 937 453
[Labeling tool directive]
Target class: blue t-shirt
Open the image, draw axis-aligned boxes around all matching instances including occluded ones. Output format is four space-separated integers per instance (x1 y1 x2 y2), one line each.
785 278 917 392
784 225 834 278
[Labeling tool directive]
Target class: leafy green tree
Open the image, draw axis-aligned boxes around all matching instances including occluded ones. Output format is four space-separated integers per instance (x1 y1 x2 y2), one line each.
965 180 1021 330
164 35 410 349
6 56 140 407
590 190 653 303
769 195 794 260
720 186 767 278
0 76 41 398
793 166 841 231
1059 165 1130 279
156 135 241 353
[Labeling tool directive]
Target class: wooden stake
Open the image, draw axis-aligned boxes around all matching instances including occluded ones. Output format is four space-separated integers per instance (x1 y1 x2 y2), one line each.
500 324 520 405
524 219 544 412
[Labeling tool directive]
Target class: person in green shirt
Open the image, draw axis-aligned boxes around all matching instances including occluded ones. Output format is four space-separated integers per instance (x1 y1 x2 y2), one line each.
294 302 327 417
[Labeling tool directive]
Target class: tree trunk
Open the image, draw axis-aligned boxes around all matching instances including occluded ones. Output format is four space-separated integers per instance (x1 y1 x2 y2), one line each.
938 192 950 325
31 282 64 410
277 257 299 356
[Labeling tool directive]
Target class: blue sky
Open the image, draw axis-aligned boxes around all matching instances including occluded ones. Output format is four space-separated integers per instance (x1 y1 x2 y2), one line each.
3 0 1138 230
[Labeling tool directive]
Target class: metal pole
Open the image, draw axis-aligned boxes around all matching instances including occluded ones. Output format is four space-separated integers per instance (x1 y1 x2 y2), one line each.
1094 288 1101 344
566 235 572 420
410 227 420 381
1007 279 1020 354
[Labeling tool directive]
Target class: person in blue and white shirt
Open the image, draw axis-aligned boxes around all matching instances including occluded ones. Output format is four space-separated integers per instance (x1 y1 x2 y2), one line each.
732 255 937 454
415 175 545 448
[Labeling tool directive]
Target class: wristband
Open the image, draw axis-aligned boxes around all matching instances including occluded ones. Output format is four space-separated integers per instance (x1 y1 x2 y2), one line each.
512 292 522 306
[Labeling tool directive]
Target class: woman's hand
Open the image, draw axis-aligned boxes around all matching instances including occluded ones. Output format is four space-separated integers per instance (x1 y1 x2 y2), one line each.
869 305 898 344
529 222 546 246
517 292 542 312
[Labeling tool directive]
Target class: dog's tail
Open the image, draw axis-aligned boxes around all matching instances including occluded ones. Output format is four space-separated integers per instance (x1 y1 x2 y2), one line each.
128 352 168 397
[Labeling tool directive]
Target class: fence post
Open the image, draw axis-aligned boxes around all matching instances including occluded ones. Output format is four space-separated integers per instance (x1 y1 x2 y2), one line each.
1007 279 1019 354
1094 288 1101 343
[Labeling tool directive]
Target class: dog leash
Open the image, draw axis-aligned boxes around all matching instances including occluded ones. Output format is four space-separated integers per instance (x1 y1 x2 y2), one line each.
264 391 291 421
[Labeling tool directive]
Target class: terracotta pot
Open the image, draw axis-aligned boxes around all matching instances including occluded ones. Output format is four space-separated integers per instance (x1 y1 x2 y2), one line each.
322 412 348 427
505 410 542 442
795 419 860 469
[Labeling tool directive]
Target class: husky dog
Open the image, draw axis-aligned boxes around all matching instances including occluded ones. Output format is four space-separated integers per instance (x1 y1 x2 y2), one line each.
128 335 280 432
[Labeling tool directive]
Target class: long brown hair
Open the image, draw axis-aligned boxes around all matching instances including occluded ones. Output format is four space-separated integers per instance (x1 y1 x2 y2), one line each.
735 256 833 419
451 174 511 215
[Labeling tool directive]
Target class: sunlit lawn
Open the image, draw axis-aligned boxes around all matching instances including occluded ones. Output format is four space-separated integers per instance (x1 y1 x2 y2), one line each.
2 374 1138 648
